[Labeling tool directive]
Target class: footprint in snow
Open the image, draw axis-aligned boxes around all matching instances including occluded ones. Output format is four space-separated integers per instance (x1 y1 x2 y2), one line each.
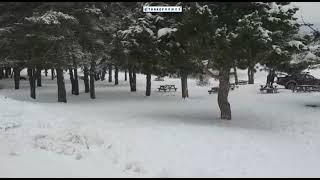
9 151 19 156
123 162 146 174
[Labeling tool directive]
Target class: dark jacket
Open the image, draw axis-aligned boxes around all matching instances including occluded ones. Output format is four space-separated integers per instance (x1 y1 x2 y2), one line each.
267 72 277 83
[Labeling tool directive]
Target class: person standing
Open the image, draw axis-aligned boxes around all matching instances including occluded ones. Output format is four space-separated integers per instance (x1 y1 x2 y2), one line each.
266 69 277 87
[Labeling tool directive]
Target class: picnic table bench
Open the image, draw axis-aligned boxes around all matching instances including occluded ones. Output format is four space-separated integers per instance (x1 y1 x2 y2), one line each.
260 85 278 93
208 87 219 94
229 83 239 90
292 85 320 93
157 85 177 92
154 76 164 81
238 80 248 85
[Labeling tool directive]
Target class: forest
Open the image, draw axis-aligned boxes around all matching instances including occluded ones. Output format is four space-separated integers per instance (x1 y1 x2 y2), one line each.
0 2 319 120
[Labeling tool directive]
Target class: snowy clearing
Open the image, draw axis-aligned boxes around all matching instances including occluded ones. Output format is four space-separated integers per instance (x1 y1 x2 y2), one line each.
0 69 320 177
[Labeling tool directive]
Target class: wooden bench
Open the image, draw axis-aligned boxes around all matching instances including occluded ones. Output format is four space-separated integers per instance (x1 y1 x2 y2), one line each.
154 77 164 81
208 87 219 94
260 85 278 93
166 85 177 91
229 83 239 90
157 85 167 92
238 80 248 85
310 85 320 92
157 85 177 92
20 76 27 80
293 85 320 93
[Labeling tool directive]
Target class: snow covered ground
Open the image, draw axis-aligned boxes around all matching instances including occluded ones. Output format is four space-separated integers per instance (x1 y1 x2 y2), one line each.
0 69 320 177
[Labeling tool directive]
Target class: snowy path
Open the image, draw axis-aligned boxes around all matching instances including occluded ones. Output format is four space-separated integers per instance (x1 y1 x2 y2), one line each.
0 69 320 177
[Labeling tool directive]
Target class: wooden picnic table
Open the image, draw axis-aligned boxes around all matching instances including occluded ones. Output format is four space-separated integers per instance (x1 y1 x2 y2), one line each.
157 85 177 92
292 85 320 93
238 80 248 85
229 83 239 90
208 87 219 94
260 85 278 93
154 77 164 81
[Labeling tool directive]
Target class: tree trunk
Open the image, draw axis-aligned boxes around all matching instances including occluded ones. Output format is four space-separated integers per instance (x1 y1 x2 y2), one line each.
28 68 36 99
198 72 207 86
45 69 48 77
128 66 136 92
129 67 133 91
36 69 42 87
146 72 151 96
199 74 204 83
7 67 11 76
132 67 136 92
101 67 106 81
69 68 75 94
90 62 96 99
124 69 127 81
0 68 3 79
95 72 100 81
4 67 9 78
247 49 254 84
218 67 231 120
114 66 119 85
83 66 90 93
108 65 112 82
181 74 189 98
13 67 20 89
51 68 55 80
248 66 254 84
56 68 67 103
73 68 79 95
233 66 238 85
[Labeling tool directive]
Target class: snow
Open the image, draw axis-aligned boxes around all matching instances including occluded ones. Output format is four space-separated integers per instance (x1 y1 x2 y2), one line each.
47 35 65 41
268 2 281 14
215 27 227 36
268 17 281 22
145 13 153 18
272 45 282 54
229 32 238 39
257 26 271 40
157 28 177 38
288 40 306 50
195 3 211 15
0 27 13 36
119 26 144 38
25 11 77 25
309 44 320 51
1 68 320 177
84 7 102 15
304 52 318 61
145 27 154 37
155 16 164 23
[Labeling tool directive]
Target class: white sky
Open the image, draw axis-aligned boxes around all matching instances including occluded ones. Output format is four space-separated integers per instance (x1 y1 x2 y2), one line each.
293 2 320 24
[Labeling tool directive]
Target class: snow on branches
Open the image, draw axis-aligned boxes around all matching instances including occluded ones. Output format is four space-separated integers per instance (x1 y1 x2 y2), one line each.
25 10 78 25
288 40 307 50
157 28 177 39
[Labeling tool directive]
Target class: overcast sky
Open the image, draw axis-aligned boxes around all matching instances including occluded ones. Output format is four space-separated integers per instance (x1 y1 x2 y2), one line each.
293 2 320 24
